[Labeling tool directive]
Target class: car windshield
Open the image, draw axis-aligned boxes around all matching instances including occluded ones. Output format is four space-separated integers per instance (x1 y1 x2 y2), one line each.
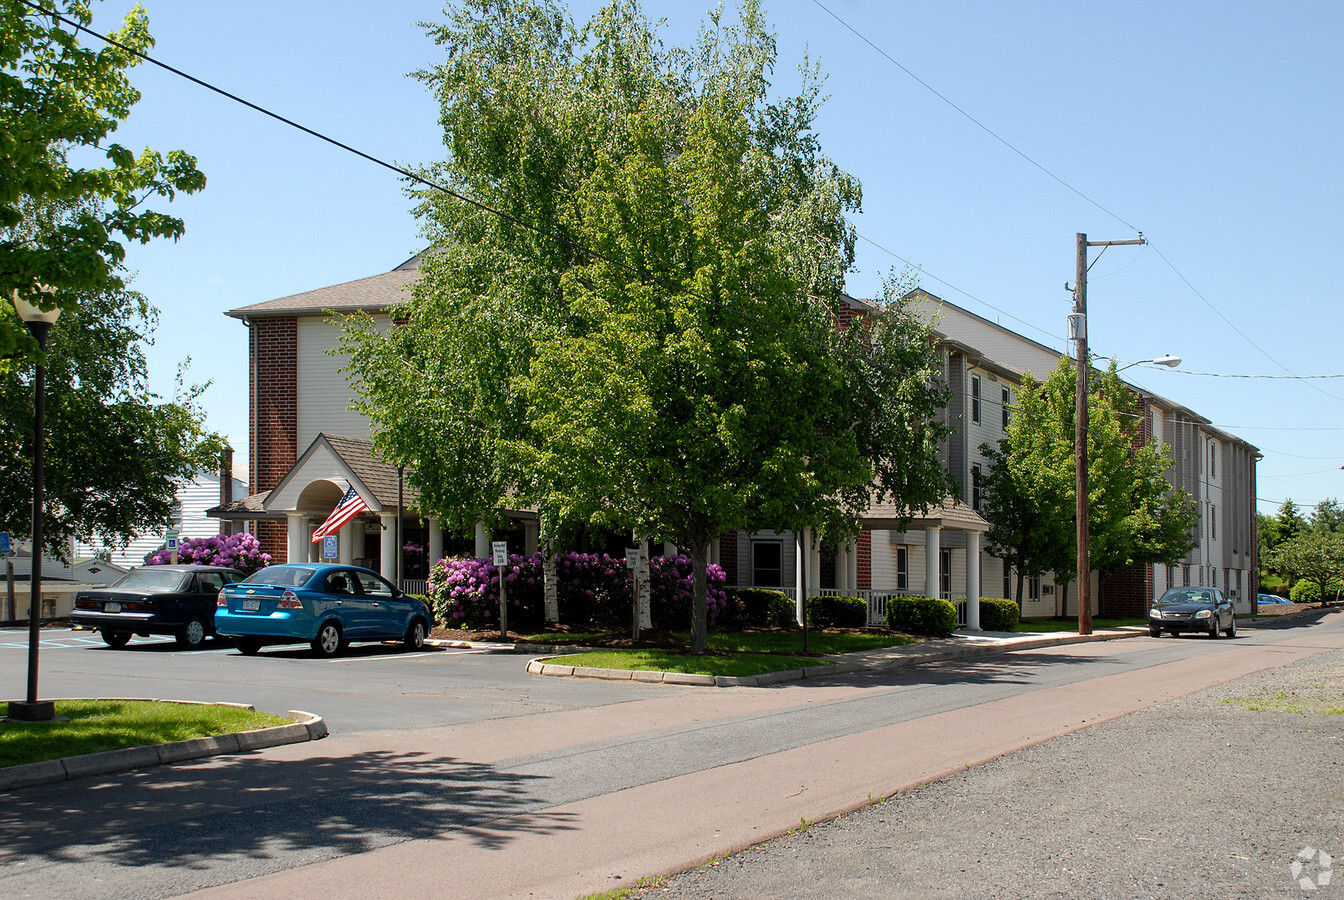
110 568 191 592
1159 589 1213 605
242 567 316 588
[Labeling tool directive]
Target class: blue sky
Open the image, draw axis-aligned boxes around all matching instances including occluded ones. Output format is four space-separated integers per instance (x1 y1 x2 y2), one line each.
86 0 1343 516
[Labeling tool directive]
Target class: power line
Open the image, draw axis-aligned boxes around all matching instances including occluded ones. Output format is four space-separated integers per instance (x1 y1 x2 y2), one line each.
809 1 1341 406
806 0 1139 234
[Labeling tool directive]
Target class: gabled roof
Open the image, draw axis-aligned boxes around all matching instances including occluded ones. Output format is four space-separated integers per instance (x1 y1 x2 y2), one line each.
859 493 989 532
225 253 423 320
263 433 415 513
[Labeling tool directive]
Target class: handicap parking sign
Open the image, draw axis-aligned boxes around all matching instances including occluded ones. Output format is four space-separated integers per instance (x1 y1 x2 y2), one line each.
323 535 339 559
0 532 9 555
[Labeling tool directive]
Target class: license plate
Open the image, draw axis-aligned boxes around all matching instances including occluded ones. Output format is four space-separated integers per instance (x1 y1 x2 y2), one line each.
242 599 260 611
104 602 121 613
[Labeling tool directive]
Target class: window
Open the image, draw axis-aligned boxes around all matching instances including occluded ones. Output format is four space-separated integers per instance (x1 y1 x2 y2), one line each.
752 541 782 587
1182 564 1190 587
1004 566 1012 599
1002 388 1010 429
1210 505 1217 541
1029 575 1041 601
895 546 908 591
940 548 952 598
971 464 982 511
1210 443 1217 478
971 375 982 424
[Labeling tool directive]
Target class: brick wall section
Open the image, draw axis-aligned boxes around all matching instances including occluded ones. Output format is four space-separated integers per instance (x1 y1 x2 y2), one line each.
718 532 738 586
250 318 298 562
857 529 871 591
1102 564 1152 617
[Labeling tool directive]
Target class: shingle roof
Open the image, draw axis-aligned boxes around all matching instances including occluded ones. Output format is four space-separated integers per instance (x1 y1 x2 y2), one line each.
322 434 416 508
207 490 277 520
225 254 422 320
858 493 989 531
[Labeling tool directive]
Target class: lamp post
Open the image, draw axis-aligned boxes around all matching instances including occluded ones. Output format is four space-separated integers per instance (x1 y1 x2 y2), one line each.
9 286 59 722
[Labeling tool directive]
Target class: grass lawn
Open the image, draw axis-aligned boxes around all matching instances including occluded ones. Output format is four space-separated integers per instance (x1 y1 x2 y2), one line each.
1016 616 1147 633
0 700 290 768
689 631 916 655
546 649 829 677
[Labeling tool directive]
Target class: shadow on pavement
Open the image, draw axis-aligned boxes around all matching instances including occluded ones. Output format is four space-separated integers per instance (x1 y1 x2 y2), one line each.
0 747 573 866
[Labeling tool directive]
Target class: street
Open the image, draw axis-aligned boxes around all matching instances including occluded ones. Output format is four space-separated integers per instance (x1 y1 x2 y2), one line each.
0 613 1339 899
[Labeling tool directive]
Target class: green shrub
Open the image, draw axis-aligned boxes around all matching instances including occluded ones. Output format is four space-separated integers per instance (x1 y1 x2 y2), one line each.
806 595 868 628
731 588 796 627
885 596 958 636
1289 579 1343 605
979 597 1020 632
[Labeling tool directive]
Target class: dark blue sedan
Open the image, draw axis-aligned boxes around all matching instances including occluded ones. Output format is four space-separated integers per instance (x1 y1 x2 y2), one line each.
215 564 433 657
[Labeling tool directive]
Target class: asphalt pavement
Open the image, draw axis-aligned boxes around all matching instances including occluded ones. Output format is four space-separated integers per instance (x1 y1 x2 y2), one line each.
636 623 1344 899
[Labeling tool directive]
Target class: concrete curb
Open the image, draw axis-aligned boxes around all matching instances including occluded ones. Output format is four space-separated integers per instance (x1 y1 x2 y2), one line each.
523 628 1148 688
0 700 327 792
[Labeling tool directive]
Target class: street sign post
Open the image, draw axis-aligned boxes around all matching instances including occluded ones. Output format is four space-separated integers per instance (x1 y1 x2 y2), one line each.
492 541 509 639
626 548 641 640
165 529 179 565
0 532 10 555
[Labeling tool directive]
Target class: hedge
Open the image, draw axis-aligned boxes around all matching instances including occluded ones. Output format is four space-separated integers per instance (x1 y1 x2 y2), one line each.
729 588 796 628
805 595 868 628
885 596 958 636
978 597 1020 632
1289 579 1343 605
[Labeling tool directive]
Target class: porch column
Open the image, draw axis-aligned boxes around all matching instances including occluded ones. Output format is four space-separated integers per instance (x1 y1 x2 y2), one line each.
338 521 355 565
846 537 859 593
286 513 307 567
427 516 443 567
380 513 397 582
835 542 850 592
474 521 488 558
523 520 539 557
708 538 720 567
924 525 941 599
664 542 678 559
795 528 808 625
965 530 982 631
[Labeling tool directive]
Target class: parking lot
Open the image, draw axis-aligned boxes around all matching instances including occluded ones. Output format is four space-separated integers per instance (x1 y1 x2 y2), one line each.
0 626 658 735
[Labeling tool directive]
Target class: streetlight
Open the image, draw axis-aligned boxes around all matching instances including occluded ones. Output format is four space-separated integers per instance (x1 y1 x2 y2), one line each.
9 285 59 722
1117 355 1181 374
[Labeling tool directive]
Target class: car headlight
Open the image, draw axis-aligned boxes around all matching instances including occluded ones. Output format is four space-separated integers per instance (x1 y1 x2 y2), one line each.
1194 609 1212 619
1148 607 1161 618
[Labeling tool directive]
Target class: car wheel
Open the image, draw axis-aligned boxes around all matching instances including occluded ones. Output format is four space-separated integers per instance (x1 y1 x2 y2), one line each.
101 630 131 648
311 622 342 658
1149 627 1161 638
1208 620 1220 639
1226 617 1236 638
404 618 427 651
235 637 262 655
177 617 208 649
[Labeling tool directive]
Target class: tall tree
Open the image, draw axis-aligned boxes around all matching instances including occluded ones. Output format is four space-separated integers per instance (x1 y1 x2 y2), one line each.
1310 498 1344 534
979 440 1070 608
1 0 204 357
341 0 952 650
981 358 1196 611
1 3 217 555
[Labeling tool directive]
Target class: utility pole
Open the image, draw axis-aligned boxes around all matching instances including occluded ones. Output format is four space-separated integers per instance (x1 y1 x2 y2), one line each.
1072 232 1144 635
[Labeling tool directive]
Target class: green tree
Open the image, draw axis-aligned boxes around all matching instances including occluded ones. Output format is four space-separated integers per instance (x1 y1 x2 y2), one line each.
979 440 1070 608
0 277 223 556
1 0 205 357
1271 531 1344 605
1310 498 1344 534
341 0 952 650
982 358 1196 612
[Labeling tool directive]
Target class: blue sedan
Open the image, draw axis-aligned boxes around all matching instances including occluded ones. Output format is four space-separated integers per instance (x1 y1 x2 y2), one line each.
1257 593 1290 605
215 564 433 657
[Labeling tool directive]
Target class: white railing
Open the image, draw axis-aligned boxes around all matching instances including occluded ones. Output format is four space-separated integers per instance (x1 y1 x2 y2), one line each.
400 579 428 596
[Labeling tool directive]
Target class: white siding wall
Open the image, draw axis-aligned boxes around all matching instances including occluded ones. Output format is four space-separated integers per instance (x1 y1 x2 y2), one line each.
297 315 392 446
73 472 247 568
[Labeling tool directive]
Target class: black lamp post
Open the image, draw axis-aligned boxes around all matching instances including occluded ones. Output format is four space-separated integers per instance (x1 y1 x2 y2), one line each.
9 286 59 722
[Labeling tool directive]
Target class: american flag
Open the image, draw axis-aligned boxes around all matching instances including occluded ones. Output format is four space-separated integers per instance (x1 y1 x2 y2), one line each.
311 485 368 542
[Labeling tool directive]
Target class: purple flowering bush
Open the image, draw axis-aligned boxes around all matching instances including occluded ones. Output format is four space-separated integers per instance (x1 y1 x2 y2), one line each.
146 532 272 575
427 551 727 631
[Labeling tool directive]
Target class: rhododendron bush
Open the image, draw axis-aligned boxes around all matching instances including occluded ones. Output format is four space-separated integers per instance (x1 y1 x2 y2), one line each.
428 551 727 631
145 532 272 575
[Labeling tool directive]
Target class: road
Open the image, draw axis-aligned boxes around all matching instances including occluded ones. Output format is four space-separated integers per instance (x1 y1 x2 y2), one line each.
0 613 1339 899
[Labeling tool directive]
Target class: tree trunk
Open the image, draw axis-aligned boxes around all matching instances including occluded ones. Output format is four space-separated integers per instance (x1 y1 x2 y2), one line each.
542 538 558 625
690 537 709 653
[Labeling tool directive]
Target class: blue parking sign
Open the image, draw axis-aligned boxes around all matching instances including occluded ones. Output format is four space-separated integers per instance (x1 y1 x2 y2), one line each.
323 535 339 559
0 532 9 555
